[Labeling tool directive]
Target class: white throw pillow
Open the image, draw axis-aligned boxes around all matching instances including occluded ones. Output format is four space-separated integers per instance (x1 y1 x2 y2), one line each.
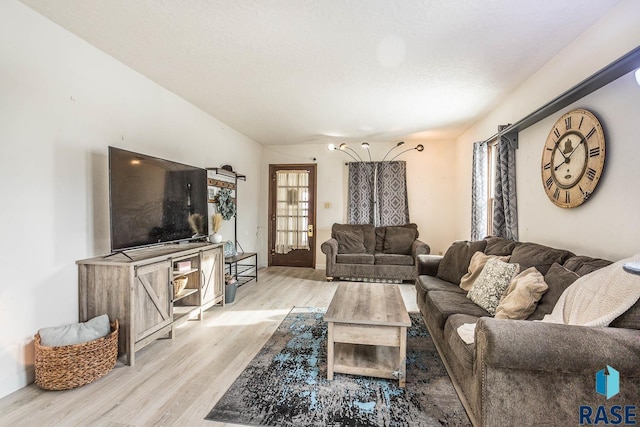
459 251 510 292
495 267 548 320
467 258 519 315
39 314 111 347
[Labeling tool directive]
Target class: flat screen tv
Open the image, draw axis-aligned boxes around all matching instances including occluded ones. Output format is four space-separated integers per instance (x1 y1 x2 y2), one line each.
109 146 208 252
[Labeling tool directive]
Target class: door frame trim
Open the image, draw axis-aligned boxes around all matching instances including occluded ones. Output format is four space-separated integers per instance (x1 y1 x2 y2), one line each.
268 164 317 267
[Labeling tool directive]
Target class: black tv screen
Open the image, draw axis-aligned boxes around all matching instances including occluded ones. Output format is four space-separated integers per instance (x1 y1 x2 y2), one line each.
109 147 208 251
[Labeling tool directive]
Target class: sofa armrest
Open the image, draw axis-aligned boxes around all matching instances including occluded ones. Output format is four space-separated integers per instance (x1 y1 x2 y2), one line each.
475 317 640 375
416 254 442 276
321 238 338 258
412 239 430 258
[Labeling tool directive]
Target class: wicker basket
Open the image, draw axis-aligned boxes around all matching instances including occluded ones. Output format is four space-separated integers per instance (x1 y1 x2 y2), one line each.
34 320 119 390
173 276 188 297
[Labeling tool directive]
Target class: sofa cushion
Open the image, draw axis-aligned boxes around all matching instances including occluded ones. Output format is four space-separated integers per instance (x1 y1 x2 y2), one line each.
444 314 481 372
484 236 520 256
332 223 375 253
437 240 488 284
416 275 467 294
336 253 375 265
335 229 366 254
610 299 640 330
467 258 520 315
425 290 490 331
528 263 579 320
374 253 414 266
509 242 573 275
495 267 548 320
563 255 612 276
459 251 510 292
375 223 418 252
383 227 417 255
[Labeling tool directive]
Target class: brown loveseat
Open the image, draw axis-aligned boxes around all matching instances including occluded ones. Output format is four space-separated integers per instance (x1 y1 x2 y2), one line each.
416 236 640 426
321 223 429 282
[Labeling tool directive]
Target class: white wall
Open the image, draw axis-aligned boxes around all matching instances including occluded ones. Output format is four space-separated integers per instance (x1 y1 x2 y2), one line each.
454 0 640 260
0 1 262 398
516 73 640 260
260 140 457 268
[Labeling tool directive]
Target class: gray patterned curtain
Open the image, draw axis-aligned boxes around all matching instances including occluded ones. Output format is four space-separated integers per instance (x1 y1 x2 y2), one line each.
347 162 375 224
377 161 409 226
471 141 488 240
493 135 518 240
347 161 409 226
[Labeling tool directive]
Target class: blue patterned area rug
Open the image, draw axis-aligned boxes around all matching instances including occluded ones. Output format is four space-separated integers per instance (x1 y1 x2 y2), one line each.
206 307 470 426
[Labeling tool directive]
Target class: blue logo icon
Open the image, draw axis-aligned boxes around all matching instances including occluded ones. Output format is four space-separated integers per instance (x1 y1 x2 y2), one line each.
596 365 620 399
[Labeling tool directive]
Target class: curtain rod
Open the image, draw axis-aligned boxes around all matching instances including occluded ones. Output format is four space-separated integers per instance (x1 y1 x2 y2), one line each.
482 45 640 147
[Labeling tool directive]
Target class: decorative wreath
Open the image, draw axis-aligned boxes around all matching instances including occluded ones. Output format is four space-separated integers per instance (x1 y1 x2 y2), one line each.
215 188 237 220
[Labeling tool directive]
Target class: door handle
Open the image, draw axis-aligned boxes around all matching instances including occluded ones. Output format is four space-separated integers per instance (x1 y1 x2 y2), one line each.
307 224 314 237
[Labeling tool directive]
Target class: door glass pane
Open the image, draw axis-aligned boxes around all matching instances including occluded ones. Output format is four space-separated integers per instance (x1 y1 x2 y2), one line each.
275 170 310 254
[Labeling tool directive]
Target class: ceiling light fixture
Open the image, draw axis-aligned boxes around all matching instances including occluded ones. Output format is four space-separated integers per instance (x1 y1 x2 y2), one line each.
327 142 362 162
389 144 424 161
327 141 424 162
361 142 372 161
382 141 405 161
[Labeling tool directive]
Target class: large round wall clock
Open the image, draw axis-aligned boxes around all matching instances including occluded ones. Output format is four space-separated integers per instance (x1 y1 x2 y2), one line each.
540 108 606 208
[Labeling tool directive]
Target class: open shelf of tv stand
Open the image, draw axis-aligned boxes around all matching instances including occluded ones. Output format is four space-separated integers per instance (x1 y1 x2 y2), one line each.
173 268 198 277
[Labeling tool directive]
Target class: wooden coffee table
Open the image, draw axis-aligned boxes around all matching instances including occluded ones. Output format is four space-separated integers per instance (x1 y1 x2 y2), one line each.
324 282 411 387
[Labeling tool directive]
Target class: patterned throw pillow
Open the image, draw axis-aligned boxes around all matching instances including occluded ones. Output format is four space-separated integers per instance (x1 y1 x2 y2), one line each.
459 251 510 292
467 258 520 315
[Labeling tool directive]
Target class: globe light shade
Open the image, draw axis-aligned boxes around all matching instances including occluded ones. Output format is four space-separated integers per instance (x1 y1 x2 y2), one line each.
361 142 370 149
416 144 424 152
339 143 348 150
327 143 336 151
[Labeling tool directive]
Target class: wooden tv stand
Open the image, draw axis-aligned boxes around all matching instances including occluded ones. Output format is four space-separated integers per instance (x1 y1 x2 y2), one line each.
77 242 224 366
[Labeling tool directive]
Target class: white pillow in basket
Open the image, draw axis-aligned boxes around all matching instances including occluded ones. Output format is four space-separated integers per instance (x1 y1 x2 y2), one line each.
467 258 520 315
39 314 110 347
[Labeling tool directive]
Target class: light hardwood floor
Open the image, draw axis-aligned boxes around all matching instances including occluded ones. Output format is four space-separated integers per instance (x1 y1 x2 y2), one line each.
0 267 419 427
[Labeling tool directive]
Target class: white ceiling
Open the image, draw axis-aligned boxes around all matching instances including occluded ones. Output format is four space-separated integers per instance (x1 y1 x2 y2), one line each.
21 0 620 146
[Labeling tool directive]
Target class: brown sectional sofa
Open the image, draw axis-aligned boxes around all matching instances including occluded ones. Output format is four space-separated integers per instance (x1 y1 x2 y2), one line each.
416 236 640 426
321 223 430 282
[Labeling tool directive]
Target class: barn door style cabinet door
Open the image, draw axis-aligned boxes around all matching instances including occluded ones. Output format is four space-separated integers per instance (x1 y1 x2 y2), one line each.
200 247 224 309
77 242 224 366
133 260 173 346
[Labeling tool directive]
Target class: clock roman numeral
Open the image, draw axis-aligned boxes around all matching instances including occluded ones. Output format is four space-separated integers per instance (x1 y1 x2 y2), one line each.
553 187 560 200
565 117 572 130
553 128 561 139
545 176 553 190
586 127 596 139
586 167 597 181
543 162 551 170
565 191 570 204
578 116 584 130
579 185 590 201
589 147 600 157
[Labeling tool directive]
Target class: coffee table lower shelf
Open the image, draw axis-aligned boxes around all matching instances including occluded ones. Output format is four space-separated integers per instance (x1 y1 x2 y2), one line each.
331 343 402 381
